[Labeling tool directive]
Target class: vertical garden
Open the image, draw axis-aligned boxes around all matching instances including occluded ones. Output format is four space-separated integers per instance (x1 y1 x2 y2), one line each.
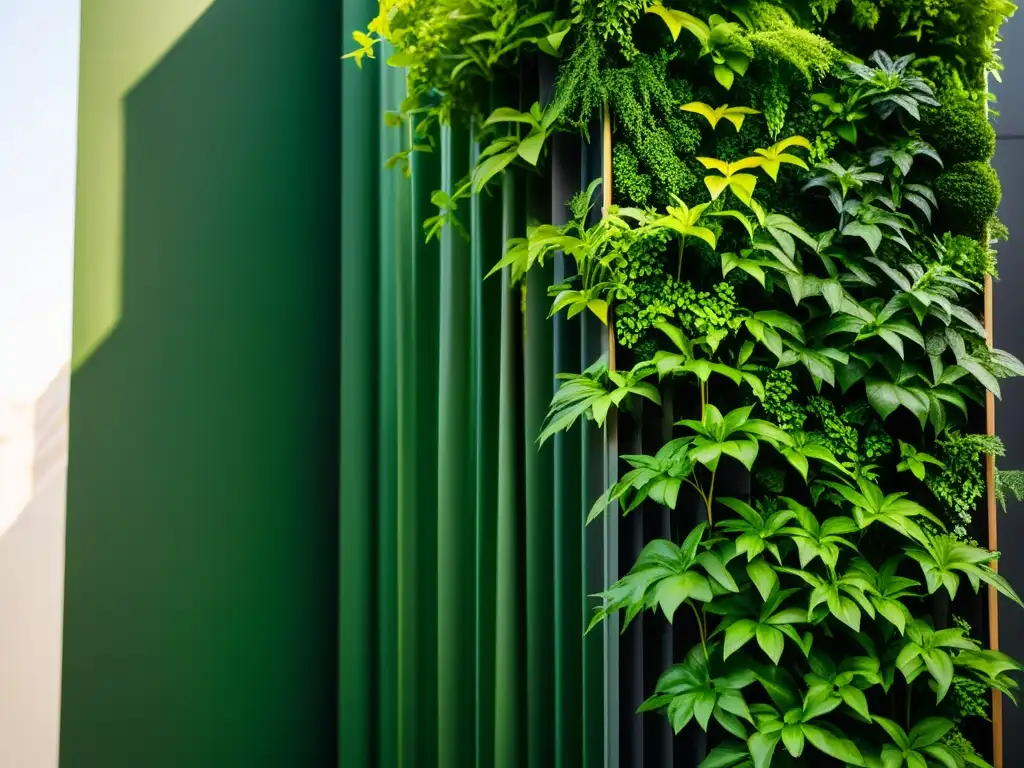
348 0 1024 765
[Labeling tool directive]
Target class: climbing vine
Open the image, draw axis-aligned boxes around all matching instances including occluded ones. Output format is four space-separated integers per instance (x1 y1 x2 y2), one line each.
349 0 1023 764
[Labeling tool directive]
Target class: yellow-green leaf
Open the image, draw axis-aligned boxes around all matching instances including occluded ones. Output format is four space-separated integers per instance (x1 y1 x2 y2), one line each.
697 156 730 174
688 226 719 249
758 158 782 181
682 101 723 128
645 3 710 43
776 135 812 152
729 173 758 205
729 156 764 174
704 175 731 199
587 299 609 324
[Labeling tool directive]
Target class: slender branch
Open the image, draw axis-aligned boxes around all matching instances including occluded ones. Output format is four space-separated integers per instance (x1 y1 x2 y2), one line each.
706 468 717 528
676 237 685 282
689 600 708 658
684 476 713 526
683 477 704 496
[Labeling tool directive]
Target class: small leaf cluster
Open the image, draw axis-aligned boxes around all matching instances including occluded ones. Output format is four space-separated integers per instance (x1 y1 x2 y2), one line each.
927 431 1004 540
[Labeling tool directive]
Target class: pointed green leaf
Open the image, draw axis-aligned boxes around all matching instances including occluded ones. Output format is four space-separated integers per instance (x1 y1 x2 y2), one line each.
747 559 778 602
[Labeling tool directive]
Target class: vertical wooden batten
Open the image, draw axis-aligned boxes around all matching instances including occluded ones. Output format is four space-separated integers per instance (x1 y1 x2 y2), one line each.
603 103 616 373
982 64 1002 766
986 271 1002 766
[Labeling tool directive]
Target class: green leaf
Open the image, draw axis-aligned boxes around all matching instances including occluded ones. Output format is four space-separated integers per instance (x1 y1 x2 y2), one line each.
801 724 864 765
472 148 517 191
695 689 718 730
823 280 844 314
874 597 908 635
657 572 713 620
963 358 1001 398
722 439 760 470
874 716 911 750
699 742 752 768
840 685 871 720
747 732 779 768
724 619 758 659
697 551 741 592
844 222 883 252
781 724 805 758
784 450 810 482
668 693 697 732
865 378 901 420
715 64 736 89
719 497 763 526
909 717 954 749
714 709 750 740
922 744 962 768
516 131 546 165
756 624 785 664
717 688 754 723
747 559 778 602
922 649 954 702
484 107 535 126
754 310 805 342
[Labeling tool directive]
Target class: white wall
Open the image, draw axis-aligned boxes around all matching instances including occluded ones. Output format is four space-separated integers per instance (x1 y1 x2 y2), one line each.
0 472 66 768
0 365 69 767
0 401 35 536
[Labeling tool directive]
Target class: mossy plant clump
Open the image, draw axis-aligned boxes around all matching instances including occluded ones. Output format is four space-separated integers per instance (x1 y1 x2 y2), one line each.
935 161 1002 239
923 97 996 165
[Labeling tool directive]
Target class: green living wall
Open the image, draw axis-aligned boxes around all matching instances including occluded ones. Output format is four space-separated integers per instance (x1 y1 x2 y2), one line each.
349 0 1024 765
62 1 340 765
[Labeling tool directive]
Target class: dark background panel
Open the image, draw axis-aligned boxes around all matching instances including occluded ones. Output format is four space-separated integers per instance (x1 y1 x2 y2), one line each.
59 1 341 765
991 9 1024 755
992 14 1024 138
993 135 1024 763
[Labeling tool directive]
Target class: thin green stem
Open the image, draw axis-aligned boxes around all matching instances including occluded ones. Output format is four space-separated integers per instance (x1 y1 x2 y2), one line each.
676 237 685 282
689 600 708 658
685 476 713 527
706 468 717 527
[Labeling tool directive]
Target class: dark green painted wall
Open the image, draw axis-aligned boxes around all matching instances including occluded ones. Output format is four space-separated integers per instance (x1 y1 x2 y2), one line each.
61 1 341 765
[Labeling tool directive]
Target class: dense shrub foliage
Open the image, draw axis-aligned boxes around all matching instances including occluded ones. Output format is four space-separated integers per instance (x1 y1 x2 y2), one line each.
349 0 1024 764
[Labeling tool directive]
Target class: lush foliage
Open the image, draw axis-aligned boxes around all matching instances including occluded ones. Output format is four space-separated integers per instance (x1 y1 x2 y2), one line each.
350 0 1023 764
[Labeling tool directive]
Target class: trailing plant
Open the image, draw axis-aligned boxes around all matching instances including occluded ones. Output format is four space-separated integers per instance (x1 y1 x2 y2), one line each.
928 432 1004 540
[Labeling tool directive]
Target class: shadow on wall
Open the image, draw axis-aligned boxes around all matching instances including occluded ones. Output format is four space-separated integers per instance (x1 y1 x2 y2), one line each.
60 1 340 766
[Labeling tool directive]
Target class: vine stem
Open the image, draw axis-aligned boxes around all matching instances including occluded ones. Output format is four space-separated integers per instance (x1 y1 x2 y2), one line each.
683 477 714 528
689 600 708 658
706 468 717 528
676 237 685 282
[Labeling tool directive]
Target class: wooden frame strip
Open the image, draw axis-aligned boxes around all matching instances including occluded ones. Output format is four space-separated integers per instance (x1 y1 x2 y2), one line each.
986 271 1002 766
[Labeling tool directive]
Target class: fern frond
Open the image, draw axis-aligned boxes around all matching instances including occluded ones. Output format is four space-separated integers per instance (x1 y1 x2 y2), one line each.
996 469 1024 512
